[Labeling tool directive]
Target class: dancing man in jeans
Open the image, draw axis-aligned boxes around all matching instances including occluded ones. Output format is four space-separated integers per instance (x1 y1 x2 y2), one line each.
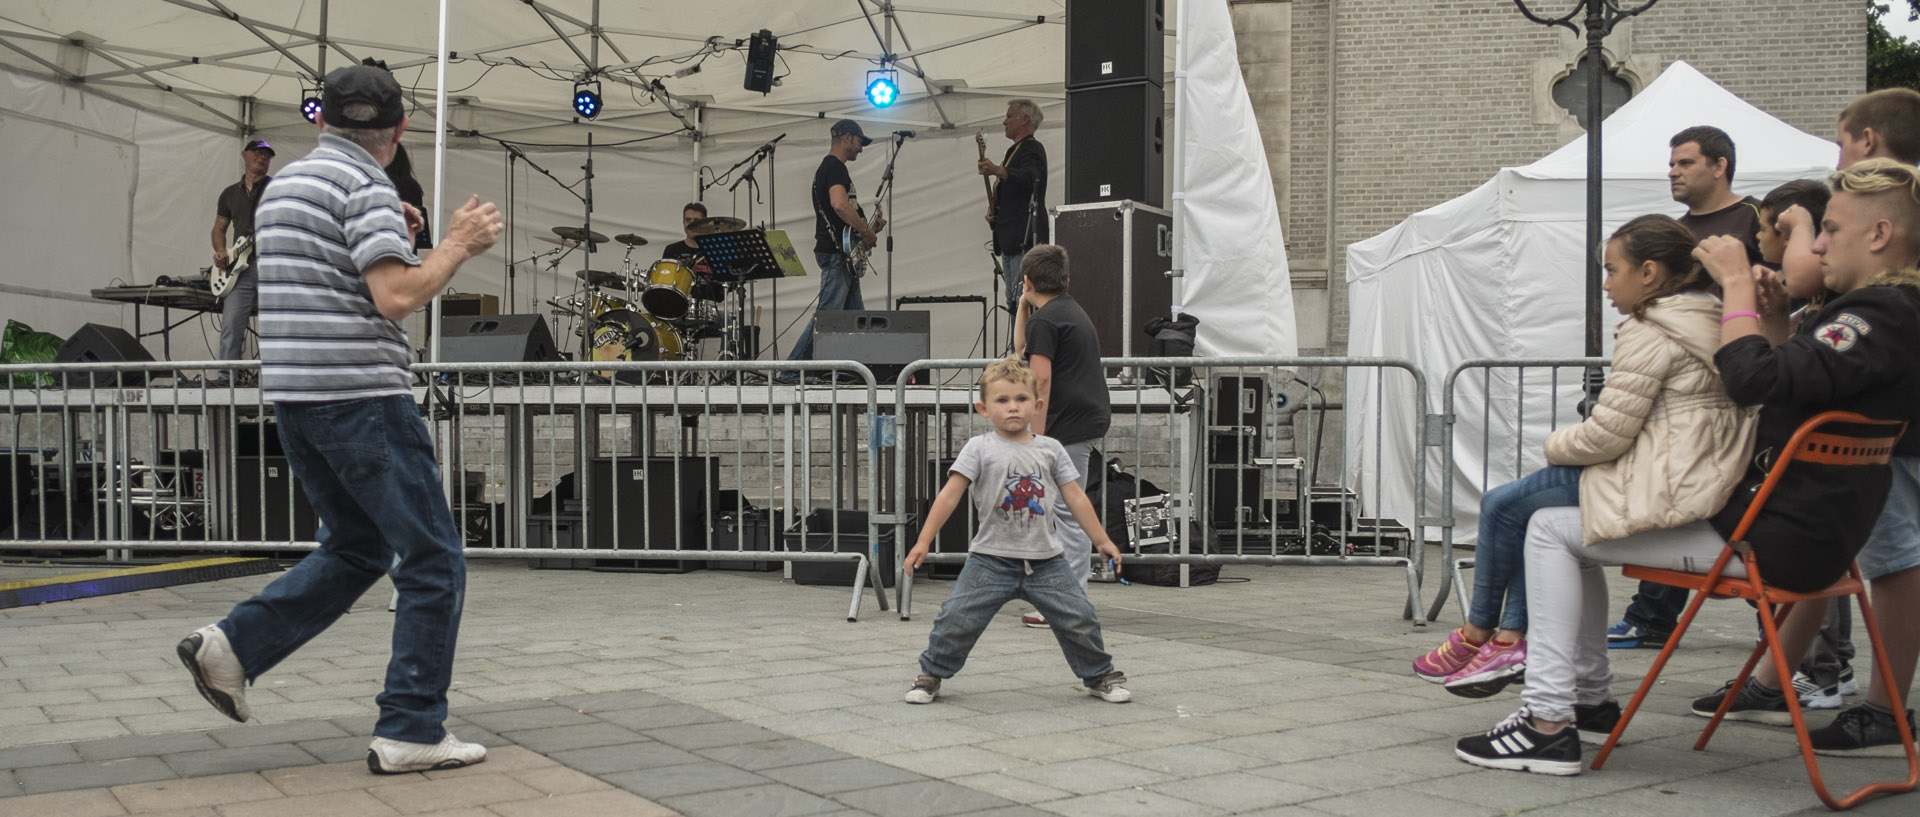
175 64 504 774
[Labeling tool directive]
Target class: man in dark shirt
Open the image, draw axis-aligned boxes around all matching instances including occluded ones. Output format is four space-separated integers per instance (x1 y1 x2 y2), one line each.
211 138 274 368
1612 124 1767 649
661 201 725 305
786 120 886 365
978 99 1049 317
1014 245 1111 627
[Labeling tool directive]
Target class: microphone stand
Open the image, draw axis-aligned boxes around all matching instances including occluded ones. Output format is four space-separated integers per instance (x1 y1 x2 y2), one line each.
877 132 908 311
703 135 783 360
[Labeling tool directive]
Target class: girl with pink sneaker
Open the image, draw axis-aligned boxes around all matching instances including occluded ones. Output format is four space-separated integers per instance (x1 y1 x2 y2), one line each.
1413 214 1757 700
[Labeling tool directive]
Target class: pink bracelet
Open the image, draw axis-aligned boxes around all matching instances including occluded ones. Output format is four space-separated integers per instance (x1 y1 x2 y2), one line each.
1721 310 1760 325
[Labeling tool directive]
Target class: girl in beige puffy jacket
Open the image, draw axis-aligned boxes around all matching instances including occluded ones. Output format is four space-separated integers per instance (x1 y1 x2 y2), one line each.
1414 214 1758 700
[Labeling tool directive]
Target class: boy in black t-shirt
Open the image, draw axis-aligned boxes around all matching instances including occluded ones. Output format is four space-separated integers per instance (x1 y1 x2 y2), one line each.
1012 245 1111 627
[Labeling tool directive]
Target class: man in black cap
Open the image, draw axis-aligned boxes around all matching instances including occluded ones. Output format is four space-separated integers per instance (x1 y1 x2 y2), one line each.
784 118 887 366
177 64 504 775
208 137 275 371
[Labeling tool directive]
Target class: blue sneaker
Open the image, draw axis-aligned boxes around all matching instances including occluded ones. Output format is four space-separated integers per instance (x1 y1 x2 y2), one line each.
1606 620 1667 650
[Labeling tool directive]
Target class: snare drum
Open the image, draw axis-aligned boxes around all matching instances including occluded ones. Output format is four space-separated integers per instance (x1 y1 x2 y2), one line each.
640 259 694 319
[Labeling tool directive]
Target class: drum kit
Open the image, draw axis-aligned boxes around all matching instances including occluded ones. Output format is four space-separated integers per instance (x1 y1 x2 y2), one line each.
543 217 749 379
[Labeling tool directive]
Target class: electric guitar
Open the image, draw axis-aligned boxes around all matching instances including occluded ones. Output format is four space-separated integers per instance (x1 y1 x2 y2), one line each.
976 130 996 223
837 200 883 278
210 234 251 298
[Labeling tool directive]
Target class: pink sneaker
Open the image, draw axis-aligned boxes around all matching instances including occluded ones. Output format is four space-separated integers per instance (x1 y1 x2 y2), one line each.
1413 628 1482 683
1443 638 1527 699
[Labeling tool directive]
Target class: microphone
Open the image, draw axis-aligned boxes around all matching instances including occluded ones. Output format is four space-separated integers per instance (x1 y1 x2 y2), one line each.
893 129 916 139
757 132 787 153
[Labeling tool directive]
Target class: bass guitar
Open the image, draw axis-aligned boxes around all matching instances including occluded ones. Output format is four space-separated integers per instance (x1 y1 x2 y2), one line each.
837 200 883 278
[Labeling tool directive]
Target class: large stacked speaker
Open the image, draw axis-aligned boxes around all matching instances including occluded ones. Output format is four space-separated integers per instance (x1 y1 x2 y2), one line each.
1065 0 1165 207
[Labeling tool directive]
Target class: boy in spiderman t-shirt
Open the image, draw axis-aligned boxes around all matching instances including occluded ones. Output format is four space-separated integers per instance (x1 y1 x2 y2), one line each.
901 357 1131 705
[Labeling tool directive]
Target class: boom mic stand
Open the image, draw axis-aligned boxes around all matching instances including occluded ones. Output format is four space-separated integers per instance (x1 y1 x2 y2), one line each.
878 130 911 309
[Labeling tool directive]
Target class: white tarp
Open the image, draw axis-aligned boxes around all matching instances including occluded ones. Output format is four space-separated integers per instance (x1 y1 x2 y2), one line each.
1343 61 1836 540
1173 0 1295 358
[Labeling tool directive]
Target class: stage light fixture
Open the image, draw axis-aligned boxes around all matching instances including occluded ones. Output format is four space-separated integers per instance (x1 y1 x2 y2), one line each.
301 88 323 123
573 79 602 119
865 70 899 108
743 29 777 94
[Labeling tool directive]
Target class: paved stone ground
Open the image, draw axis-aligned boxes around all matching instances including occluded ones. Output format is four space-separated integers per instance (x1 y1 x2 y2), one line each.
0 552 1914 816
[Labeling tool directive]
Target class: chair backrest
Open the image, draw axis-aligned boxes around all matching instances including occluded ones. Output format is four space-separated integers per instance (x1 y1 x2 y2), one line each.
1729 411 1906 543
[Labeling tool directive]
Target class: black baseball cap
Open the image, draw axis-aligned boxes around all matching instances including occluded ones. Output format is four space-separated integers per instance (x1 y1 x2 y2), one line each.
830 119 873 146
321 65 405 129
243 138 274 156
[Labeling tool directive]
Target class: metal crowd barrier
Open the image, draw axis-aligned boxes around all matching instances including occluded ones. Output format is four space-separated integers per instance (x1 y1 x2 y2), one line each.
1425 358 1607 623
0 359 889 621
889 357 1431 624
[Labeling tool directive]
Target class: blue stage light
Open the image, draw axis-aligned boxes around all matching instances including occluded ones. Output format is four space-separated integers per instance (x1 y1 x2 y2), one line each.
573 80 602 119
866 71 899 108
301 90 323 123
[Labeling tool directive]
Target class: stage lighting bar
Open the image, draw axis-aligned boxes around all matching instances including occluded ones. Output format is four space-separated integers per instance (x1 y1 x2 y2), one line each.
866 69 899 108
573 79 602 119
301 87 323 123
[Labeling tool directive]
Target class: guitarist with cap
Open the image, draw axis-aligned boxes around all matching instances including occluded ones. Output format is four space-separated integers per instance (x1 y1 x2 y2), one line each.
785 118 887 367
209 137 275 374
978 99 1049 321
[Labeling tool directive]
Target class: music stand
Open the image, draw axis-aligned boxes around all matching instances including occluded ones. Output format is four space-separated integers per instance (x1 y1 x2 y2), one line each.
694 229 806 362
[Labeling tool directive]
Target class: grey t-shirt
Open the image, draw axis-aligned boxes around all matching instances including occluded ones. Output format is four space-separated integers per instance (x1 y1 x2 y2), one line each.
950 432 1081 560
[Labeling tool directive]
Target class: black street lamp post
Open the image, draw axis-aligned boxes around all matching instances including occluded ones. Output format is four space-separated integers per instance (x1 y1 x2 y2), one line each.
1511 0 1659 405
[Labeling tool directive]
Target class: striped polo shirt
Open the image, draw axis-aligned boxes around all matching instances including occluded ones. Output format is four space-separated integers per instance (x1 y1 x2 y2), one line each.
255 133 422 402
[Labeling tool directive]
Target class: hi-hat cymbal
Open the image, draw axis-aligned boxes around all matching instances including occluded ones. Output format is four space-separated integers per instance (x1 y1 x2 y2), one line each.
686 216 747 236
576 269 626 288
553 226 609 244
613 233 649 247
535 235 580 247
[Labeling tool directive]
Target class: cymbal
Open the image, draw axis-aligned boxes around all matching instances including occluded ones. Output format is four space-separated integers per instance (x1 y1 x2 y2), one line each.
576 269 626 288
613 233 649 247
534 235 580 247
686 216 747 236
553 226 609 244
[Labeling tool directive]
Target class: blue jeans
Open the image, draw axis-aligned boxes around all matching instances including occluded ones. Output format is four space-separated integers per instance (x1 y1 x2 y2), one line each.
219 395 466 743
1000 250 1027 311
1621 581 1688 634
919 553 1117 684
1470 465 1582 632
218 267 257 361
1054 440 1094 592
787 251 864 361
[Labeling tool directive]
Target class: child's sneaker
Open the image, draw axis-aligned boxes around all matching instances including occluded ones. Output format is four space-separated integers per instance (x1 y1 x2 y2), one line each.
1413 628 1482 683
1085 671 1132 703
904 674 941 704
1690 678 1790 725
366 733 486 774
1791 670 1843 710
1455 708 1582 776
1443 637 1527 699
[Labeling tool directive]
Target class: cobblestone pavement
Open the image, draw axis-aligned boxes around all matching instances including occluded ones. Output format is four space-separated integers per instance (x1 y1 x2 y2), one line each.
0 554 1913 816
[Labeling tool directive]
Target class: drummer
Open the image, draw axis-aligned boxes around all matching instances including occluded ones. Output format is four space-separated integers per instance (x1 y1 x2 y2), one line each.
664 201 725 303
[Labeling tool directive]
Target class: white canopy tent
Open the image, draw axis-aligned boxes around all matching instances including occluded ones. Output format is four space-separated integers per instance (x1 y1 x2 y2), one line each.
1343 61 1836 541
1 1 1295 363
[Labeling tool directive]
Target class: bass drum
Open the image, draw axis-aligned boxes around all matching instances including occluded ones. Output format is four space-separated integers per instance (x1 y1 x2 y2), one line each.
590 309 685 363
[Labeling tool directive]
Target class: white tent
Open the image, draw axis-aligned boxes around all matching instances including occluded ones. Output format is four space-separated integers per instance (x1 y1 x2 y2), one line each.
1343 61 1836 541
0 1 1295 363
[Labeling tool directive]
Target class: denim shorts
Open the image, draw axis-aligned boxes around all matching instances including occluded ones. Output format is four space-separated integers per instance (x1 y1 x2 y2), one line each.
1858 456 1920 580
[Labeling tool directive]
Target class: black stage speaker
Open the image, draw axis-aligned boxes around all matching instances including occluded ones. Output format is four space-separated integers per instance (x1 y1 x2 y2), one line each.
588 456 717 573
1066 0 1164 89
744 29 778 93
56 324 154 386
437 315 558 363
1209 375 1266 461
1052 202 1172 360
785 508 898 588
233 456 318 541
1065 81 1164 206
813 311 930 384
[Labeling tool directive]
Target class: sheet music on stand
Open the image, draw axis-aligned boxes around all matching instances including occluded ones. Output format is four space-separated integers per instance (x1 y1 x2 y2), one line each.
698 229 808 282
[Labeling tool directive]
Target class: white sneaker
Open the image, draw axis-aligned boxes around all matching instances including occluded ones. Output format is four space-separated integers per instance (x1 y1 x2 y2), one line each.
1838 667 1860 697
367 732 488 774
177 624 250 722
1086 671 1133 703
1791 671 1844 710
904 674 941 704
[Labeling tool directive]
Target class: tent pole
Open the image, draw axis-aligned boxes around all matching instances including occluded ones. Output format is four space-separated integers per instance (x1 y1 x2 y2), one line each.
430 0 448 367
1169 0 1188 317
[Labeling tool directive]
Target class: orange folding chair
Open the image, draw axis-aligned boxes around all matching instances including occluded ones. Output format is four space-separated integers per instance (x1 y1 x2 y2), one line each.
1591 411 1918 809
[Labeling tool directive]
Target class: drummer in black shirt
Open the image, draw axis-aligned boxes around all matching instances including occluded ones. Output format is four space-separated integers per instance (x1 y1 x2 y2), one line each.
662 201 707 266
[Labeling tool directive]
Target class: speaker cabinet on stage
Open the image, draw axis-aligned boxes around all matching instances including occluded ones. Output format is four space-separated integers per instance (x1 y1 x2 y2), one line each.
1050 201 1172 360
436 293 500 318
233 456 318 541
1065 0 1164 89
56 324 155 386
437 314 558 363
1065 81 1164 207
587 456 717 573
784 508 898 588
813 311 930 384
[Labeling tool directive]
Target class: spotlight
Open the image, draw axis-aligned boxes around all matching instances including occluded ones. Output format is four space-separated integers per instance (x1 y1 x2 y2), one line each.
573 79 602 119
865 69 899 108
301 86 323 123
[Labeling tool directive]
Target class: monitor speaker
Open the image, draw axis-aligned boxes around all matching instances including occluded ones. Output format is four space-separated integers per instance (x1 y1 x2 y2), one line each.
1065 0 1164 89
1065 81 1163 206
437 315 558 363
813 310 931 384
56 323 154 386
